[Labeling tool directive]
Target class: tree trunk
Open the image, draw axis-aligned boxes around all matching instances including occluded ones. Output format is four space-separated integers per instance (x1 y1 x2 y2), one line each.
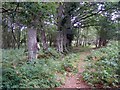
63 32 68 52
49 35 52 46
64 3 73 49
27 27 37 61
56 3 64 53
56 31 63 53
57 2 73 53
98 37 107 47
76 29 80 47
103 39 107 46
40 29 48 51
2 24 9 49
16 28 21 49
98 37 102 47
95 38 99 48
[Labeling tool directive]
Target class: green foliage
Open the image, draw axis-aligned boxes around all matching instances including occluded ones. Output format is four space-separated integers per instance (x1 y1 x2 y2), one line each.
61 53 79 73
2 48 80 88
18 60 61 88
2 2 57 26
82 41 120 87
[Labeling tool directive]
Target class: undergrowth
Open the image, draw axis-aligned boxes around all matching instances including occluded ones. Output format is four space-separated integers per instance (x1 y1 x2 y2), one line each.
82 41 120 88
2 47 80 88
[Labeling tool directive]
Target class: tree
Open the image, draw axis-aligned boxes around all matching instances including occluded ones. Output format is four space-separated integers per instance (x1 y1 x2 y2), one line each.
2 2 57 61
2 2 119 58
56 2 79 53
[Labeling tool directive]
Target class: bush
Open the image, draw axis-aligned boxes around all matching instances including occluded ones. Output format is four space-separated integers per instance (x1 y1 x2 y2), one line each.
82 41 120 87
2 48 80 88
2 48 61 88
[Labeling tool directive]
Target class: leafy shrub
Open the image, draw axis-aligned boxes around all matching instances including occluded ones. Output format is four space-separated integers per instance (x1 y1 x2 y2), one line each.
2 48 25 88
61 53 79 73
38 47 61 59
18 60 61 88
2 48 80 88
82 41 120 87
2 48 61 88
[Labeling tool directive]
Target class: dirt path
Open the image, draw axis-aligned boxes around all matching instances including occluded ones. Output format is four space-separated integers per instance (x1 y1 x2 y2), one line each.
59 51 91 88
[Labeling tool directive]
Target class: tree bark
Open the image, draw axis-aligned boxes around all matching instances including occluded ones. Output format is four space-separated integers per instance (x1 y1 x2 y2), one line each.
57 2 73 53
98 37 107 47
95 38 99 48
63 31 68 52
27 27 37 61
16 28 21 49
40 29 48 51
56 31 64 53
56 3 64 53
2 22 9 49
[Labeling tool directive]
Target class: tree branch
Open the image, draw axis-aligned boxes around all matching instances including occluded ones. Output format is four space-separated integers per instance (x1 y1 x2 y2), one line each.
72 7 117 25
1 3 20 13
81 24 99 28
72 9 101 25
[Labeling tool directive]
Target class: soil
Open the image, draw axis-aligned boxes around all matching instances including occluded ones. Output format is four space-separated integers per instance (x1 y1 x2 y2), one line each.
57 51 91 88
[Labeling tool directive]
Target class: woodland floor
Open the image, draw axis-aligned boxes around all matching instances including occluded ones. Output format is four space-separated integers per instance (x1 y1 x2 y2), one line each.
57 47 93 88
